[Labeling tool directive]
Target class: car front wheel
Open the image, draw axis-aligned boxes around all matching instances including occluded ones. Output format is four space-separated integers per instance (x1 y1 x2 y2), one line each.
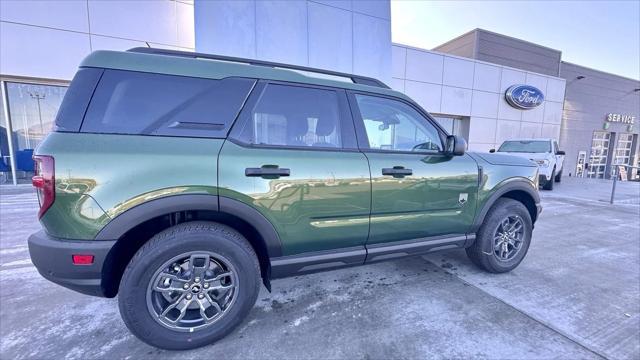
118 222 260 350
554 169 563 182
466 198 532 273
542 168 555 190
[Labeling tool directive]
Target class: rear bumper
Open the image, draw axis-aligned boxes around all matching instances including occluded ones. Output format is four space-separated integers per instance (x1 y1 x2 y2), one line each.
28 230 115 297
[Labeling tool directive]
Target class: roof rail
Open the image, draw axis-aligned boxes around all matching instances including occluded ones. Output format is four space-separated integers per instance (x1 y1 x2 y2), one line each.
127 47 390 89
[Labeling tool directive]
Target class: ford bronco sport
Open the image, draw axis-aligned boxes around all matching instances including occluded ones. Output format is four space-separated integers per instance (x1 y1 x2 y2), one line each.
28 48 541 350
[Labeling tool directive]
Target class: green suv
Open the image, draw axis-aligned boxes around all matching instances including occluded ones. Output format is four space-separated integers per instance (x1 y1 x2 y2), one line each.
28 48 541 350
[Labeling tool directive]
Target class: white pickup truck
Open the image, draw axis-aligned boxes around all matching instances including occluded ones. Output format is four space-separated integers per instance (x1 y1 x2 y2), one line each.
491 138 565 190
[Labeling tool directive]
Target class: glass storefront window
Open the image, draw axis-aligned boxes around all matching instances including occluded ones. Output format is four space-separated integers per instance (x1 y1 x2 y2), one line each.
1 93 10 184
1 81 68 184
6 82 67 151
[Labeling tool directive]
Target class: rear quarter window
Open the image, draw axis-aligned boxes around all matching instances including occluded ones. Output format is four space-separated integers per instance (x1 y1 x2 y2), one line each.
54 68 104 132
81 70 255 138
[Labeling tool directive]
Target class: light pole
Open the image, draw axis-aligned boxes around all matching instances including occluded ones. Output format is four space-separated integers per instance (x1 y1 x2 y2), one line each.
28 90 46 135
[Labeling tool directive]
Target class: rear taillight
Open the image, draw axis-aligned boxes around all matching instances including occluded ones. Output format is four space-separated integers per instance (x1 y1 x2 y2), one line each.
32 155 55 218
72 254 94 265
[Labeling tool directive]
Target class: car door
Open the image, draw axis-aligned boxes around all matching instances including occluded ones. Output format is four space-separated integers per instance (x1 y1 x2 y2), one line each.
348 92 479 245
219 81 371 256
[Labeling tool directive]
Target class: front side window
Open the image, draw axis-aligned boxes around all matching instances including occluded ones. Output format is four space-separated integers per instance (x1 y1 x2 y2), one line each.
82 70 254 137
240 84 342 148
355 94 443 152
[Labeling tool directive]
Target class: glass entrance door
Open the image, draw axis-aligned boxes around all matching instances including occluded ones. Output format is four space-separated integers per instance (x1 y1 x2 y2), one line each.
587 131 610 179
611 133 634 179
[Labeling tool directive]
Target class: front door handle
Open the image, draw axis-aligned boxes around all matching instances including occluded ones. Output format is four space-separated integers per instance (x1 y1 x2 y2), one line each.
245 166 290 178
382 166 413 178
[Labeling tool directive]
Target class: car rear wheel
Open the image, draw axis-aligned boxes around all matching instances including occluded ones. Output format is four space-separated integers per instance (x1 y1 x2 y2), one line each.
466 198 532 273
118 221 260 350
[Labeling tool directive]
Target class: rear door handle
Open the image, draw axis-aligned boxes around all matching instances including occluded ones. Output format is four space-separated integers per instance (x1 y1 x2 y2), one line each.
245 166 290 178
382 166 413 178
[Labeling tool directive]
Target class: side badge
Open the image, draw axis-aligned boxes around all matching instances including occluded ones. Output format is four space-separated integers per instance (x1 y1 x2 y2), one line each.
459 193 468 205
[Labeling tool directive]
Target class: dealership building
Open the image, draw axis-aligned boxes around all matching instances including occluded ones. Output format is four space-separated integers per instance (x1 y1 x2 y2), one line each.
1 0 638 184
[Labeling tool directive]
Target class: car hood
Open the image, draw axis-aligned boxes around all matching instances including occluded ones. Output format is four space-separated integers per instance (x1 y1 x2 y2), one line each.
497 152 551 161
473 152 538 167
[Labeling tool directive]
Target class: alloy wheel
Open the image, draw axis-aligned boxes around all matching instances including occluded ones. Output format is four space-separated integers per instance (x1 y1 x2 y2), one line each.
493 215 525 261
146 251 238 332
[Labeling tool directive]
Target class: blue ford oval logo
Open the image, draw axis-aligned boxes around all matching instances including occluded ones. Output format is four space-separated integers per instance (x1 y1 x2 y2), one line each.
505 85 544 110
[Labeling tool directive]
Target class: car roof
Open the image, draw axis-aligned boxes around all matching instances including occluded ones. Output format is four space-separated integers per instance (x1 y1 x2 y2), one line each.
79 49 409 101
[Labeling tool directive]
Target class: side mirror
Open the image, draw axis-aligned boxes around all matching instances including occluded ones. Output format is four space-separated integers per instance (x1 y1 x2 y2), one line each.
556 150 566 155
446 135 466 156
489 149 496 153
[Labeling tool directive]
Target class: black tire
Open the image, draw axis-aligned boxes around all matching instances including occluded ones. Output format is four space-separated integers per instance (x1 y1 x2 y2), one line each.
118 221 261 350
542 168 555 190
554 169 562 182
466 198 532 273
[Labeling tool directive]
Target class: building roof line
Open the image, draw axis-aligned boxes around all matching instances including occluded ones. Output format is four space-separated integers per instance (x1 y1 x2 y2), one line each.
470 28 562 54
391 42 566 82
431 28 478 52
431 28 563 55
561 61 640 83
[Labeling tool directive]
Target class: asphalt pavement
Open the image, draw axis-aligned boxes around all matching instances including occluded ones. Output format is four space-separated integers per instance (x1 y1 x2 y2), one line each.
0 177 638 359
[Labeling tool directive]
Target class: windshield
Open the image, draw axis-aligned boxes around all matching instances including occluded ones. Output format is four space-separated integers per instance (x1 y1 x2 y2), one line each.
498 140 550 153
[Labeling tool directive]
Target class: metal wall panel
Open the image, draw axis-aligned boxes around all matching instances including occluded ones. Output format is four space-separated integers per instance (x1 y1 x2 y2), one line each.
1 0 195 81
433 29 562 77
560 62 640 177
195 0 392 85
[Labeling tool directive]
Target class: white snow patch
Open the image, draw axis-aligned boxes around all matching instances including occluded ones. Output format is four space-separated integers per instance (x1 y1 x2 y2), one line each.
237 318 259 334
0 246 28 255
327 292 352 302
1 258 32 267
94 336 130 357
256 301 273 312
292 316 309 326
306 301 323 311
64 346 86 360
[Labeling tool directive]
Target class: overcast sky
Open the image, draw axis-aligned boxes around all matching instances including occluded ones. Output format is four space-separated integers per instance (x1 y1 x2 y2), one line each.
391 0 640 80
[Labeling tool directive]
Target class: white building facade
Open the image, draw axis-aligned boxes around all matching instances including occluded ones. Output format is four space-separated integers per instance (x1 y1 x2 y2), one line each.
194 0 392 85
1 0 195 80
391 44 566 152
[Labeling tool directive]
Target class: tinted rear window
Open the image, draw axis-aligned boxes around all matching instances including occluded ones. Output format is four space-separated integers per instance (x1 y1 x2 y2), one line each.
81 70 255 138
54 68 104 132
